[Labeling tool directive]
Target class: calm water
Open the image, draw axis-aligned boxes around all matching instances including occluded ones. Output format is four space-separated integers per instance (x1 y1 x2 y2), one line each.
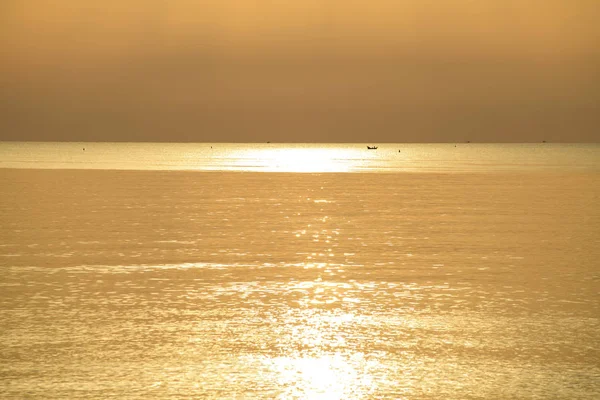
1 142 598 173
1 143 599 399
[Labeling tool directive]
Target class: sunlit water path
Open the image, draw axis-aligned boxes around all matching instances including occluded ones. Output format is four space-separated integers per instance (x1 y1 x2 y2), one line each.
1 143 599 398
1 142 598 172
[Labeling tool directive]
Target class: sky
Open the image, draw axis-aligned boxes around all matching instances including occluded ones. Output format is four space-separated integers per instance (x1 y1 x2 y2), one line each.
1 0 599 142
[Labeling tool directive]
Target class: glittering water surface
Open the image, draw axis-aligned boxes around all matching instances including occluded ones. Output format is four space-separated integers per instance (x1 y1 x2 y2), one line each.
0 142 598 172
1 144 599 399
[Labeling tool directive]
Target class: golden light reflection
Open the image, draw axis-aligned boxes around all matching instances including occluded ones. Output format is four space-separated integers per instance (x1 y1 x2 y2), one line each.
254 277 382 399
228 146 368 172
269 353 373 400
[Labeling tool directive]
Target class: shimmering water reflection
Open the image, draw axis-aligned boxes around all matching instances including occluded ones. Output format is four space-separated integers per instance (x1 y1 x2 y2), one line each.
1 142 598 172
266 353 376 399
223 147 368 172
1 167 599 398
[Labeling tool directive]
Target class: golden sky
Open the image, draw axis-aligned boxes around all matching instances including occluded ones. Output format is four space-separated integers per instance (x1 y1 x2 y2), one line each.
1 0 599 142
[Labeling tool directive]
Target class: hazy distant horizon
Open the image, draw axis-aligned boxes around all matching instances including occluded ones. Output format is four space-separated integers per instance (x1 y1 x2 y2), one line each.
2 1 599 143
1 139 599 144
2 142 597 174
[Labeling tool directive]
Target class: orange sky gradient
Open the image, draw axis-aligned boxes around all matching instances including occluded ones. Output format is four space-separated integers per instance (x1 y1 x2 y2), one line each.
1 1 599 142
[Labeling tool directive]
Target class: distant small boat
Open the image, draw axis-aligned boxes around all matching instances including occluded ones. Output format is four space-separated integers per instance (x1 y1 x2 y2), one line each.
367 146 378 150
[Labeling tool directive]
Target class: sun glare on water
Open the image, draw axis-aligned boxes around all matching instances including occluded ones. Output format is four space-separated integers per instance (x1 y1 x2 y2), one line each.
229 147 367 172
268 354 369 399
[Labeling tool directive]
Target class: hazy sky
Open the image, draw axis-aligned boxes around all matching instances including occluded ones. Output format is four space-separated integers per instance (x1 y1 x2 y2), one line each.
1 1 599 142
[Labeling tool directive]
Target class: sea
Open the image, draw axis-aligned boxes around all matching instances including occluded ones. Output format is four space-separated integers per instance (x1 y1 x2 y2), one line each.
0 142 599 399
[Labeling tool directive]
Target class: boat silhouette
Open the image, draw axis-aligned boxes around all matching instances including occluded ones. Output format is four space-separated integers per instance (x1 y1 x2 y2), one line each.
367 146 378 150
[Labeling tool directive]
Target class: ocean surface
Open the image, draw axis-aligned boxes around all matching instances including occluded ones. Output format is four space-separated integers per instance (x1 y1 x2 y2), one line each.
1 142 599 173
1 142 599 399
